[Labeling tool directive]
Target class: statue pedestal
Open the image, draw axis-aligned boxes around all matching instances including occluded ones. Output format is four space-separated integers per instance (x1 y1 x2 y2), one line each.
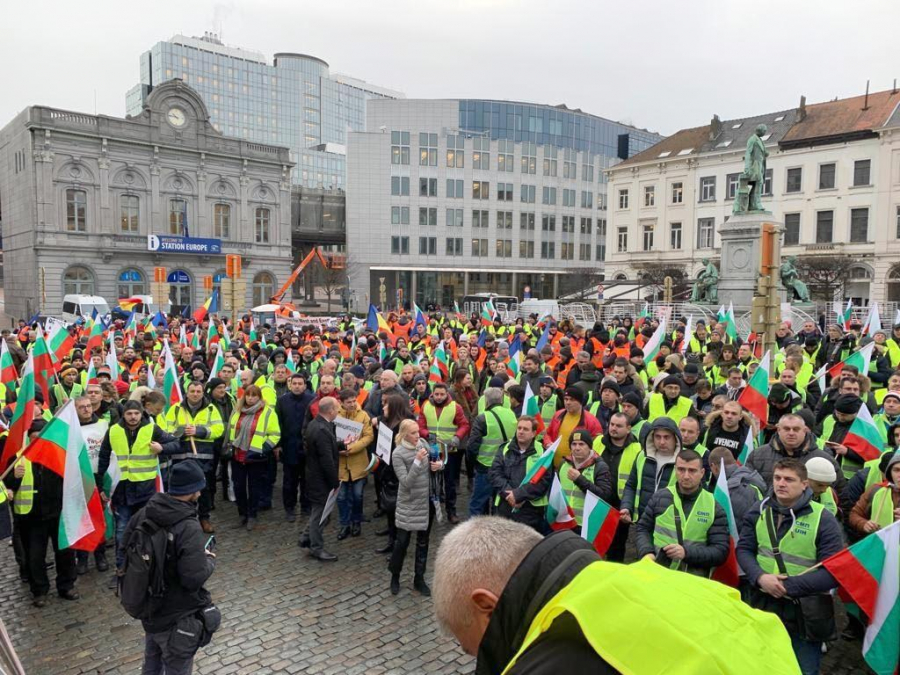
718 212 785 308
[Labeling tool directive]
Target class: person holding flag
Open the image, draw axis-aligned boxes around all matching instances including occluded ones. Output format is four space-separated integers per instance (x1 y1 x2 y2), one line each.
556 430 612 535
50 363 84 412
818 394 883 480
488 417 552 533
848 451 900 534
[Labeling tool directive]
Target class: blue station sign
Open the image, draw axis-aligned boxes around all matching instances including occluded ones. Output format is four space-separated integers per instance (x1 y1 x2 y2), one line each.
147 234 222 255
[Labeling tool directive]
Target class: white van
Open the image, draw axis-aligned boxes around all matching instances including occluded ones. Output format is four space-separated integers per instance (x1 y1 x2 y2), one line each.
62 295 111 323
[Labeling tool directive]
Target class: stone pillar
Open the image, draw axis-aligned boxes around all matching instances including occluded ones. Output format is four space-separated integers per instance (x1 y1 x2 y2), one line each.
410 271 417 310
717 212 785 308
463 271 469 296
552 273 559 299
510 272 517 297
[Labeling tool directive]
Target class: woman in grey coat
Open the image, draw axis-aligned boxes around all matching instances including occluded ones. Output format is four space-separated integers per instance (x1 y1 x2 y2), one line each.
389 419 443 596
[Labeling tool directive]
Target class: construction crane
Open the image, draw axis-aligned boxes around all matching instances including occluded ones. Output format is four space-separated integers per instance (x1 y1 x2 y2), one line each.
269 246 342 304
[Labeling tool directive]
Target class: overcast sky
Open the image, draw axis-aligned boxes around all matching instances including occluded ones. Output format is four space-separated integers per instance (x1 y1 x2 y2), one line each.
3 0 899 136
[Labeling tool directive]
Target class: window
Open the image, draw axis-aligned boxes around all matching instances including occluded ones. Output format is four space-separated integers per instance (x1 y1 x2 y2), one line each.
671 182 683 204
816 210 834 243
562 189 576 207
580 217 592 234
598 193 607 210
255 208 270 243
213 203 231 239
418 207 437 226
540 241 556 259
617 227 628 253
419 132 438 166
763 168 773 196
446 208 463 227
120 195 139 232
252 272 276 308
581 191 593 209
446 237 463 256
391 206 410 224
853 160 871 187
520 240 535 258
391 236 410 254
496 239 513 258
446 135 465 168
543 146 558 176
819 163 836 190
520 184 536 204
563 160 577 179
473 181 490 200
419 177 437 197
642 223 654 251
541 214 556 231
726 173 740 200
670 222 682 250
472 137 490 170
596 243 606 261
496 211 513 230
521 142 537 174
391 131 410 165
644 186 655 207
786 167 802 193
63 265 95 295
850 208 869 243
897 206 900 239
579 243 591 260
582 162 595 182
168 198 188 235
783 213 800 246
472 210 489 228
560 242 574 260
542 187 557 205
117 268 146 298
520 212 535 230
497 183 513 202
697 218 714 248
66 189 87 232
561 215 575 233
497 140 514 172
391 176 410 196
446 179 463 198
699 176 716 202
471 238 489 257
618 189 629 209
419 236 437 255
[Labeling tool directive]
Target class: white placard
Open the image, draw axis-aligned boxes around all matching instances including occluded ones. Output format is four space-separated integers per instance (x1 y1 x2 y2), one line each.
81 420 109 473
334 416 363 443
375 422 393 465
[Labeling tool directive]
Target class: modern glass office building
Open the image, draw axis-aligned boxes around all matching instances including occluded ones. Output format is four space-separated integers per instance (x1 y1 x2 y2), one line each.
346 98 662 309
126 33 404 189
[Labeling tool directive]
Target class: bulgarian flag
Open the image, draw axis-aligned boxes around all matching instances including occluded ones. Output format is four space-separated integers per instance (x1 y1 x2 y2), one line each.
737 426 755 464
506 349 521 380
0 338 18 387
85 319 104 356
862 301 882 337
178 324 188 346
284 349 297 373
190 329 201 350
480 299 497 327
679 314 693 355
32 333 56 405
823 520 900 675
522 382 545 433
711 458 741 587
220 322 231 349
520 438 559 486
837 299 854 330
84 360 99 386
828 341 875 381
206 321 220 349
428 341 449 384
581 491 620 557
47 322 75 363
546 474 577 531
635 302 651 330
248 316 258 342
453 301 464 322
737 350 770 428
160 342 183 411
844 404 888 463
102 451 121 539
724 301 739 342
209 343 225 379
106 333 121 382
378 341 389 364
26 401 106 551
642 317 668 361
0 352 35 469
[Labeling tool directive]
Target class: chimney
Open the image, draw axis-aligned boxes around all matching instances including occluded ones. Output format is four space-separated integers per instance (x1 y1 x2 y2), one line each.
709 114 722 141
863 80 870 110
797 95 807 122
893 79 898 95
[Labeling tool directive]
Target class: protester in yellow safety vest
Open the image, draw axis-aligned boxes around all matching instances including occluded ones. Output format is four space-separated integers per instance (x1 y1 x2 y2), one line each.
646 376 696 425
805 456 840 518
849 452 900 534
468 387 517 517
737 458 844 674
556 430 613 535
818 394 879 480
488 417 552 533
636 449 729 576
433 517 800 674
50 364 83 412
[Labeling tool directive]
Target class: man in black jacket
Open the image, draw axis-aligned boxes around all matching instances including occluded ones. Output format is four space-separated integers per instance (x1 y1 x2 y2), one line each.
488 417 551 533
125 461 217 675
275 372 315 522
300 396 344 561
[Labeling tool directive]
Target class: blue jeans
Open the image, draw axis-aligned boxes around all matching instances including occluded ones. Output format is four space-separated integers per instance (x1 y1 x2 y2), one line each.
790 636 822 675
468 470 493 518
114 502 138 571
337 478 365 526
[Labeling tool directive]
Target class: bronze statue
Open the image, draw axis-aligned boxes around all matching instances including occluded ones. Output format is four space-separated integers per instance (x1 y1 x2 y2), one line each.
690 258 719 303
780 256 810 302
733 124 769 215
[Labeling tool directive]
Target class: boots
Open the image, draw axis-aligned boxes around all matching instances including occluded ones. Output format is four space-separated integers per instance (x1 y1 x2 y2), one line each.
390 574 400 596
95 550 109 573
376 538 395 554
413 576 431 597
413 535 430 595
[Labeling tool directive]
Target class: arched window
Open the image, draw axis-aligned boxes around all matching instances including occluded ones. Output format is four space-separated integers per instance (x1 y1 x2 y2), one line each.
252 272 275 308
63 265 95 295
614 273 627 281
255 207 270 244
117 268 146 298
888 266 900 303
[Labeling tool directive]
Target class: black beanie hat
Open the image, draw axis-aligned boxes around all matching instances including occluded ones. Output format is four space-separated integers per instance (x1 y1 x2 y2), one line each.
168 461 206 496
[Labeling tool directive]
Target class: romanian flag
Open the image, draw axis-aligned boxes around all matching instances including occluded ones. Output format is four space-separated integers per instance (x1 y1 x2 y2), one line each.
711 459 741 587
737 350 770 428
546 474 577 531
581 491 620 557
844 405 888 463
519 439 558 486
193 294 215 324
0 352 35 469
118 297 143 312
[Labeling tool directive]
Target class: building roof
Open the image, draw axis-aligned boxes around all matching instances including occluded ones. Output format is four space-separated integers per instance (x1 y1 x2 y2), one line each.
781 88 900 145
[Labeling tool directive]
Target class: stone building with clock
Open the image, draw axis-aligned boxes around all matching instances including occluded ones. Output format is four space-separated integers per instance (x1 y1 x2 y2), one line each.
0 79 294 319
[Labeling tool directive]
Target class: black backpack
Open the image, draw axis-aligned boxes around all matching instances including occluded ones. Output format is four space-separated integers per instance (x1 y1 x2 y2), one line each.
120 514 171 620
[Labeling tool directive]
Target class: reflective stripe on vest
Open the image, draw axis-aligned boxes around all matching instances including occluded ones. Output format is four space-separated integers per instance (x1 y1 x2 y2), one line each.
648 393 692 424
164 403 223 461
755 501 824 575
870 486 896 528
594 438 642 500
479 407 518 467
13 460 34 515
423 401 458 443
109 424 159 484
652 487 716 571
229 408 277 452
558 463 594 524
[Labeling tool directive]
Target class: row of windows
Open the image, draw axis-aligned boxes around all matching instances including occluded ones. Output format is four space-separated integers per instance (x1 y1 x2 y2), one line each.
63 189 272 243
389 178 606 208
390 236 606 261
389 206 607 233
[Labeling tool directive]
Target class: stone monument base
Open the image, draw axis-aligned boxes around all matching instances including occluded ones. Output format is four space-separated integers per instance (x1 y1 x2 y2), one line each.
717 211 784 308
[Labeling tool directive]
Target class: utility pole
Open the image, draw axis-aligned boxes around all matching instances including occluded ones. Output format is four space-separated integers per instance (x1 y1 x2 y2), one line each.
751 222 782 355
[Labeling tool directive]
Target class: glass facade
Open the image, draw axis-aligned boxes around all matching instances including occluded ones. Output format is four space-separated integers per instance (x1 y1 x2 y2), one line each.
127 34 402 188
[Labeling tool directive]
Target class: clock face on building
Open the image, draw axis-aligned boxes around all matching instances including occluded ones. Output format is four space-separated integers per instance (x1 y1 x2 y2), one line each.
167 107 187 127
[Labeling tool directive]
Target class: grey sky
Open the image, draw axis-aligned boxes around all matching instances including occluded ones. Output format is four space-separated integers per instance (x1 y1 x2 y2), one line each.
3 0 899 136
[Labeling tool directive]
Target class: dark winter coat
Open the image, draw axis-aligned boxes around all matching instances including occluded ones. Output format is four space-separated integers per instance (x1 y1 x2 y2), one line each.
97 419 180 507
720 465 767 526
489 438 551 531
746 431 846 494
621 417 682 518
303 415 344 504
275 390 315 464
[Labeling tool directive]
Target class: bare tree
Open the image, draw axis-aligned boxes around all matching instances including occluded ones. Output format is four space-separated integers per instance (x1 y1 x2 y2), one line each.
560 266 606 300
633 262 689 301
796 255 857 302
318 253 347 313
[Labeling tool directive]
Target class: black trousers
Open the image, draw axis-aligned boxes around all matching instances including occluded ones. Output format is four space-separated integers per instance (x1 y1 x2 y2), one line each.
282 459 309 513
197 466 217 521
20 516 77 597
605 521 631 563
443 450 463 517
389 505 433 578
259 455 278 508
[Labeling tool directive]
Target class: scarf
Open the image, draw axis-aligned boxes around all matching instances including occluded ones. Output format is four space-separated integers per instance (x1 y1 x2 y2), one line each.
572 451 599 471
233 400 264 451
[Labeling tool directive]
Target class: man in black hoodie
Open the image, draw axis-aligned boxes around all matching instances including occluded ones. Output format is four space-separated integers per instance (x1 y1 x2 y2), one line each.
593 412 642 561
275 372 315 521
124 461 217 675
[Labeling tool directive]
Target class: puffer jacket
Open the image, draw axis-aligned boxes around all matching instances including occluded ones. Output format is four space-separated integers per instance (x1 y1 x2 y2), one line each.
722 465 767 525
621 417 682 518
746 431 846 494
392 439 434 532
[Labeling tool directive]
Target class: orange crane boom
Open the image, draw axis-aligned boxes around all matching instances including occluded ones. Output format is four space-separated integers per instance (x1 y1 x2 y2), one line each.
270 246 330 303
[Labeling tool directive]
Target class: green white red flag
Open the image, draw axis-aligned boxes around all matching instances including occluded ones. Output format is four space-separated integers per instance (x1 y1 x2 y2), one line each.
862 301 882 337
480 299 497 327
737 350 770 427
47 322 75 363
679 315 693 355
0 352 35 469
32 332 56 405
85 319 104 356
248 317 258 342
206 321 220 349
522 382 545 433
546 474 576 531
178 325 188 346
823 520 899 675
209 343 225 379
85 360 98 386
837 299 854 330
0 338 17 386
642 317 668 361
711 458 741 587
160 342 183 412
429 341 449 384
844 404 888 463
520 438 559 486
828 341 875 381
737 426 755 465
283 349 297 374
105 333 120 382
581 491 620 557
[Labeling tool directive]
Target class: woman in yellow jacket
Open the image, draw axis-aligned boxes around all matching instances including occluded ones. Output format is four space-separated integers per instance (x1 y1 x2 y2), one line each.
335 389 375 539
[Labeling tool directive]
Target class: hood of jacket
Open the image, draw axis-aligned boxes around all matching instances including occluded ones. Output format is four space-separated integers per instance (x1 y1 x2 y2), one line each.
761 486 815 525
144 492 199 529
476 531 599 675
641 417 683 459
726 465 765 491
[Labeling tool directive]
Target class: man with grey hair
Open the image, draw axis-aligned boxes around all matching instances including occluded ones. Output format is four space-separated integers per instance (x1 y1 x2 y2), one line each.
300 396 344 561
467 388 517 518
434 517 798 674
364 369 400 418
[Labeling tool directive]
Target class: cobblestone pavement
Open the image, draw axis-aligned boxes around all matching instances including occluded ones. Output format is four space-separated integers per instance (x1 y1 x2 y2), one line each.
0 474 874 674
